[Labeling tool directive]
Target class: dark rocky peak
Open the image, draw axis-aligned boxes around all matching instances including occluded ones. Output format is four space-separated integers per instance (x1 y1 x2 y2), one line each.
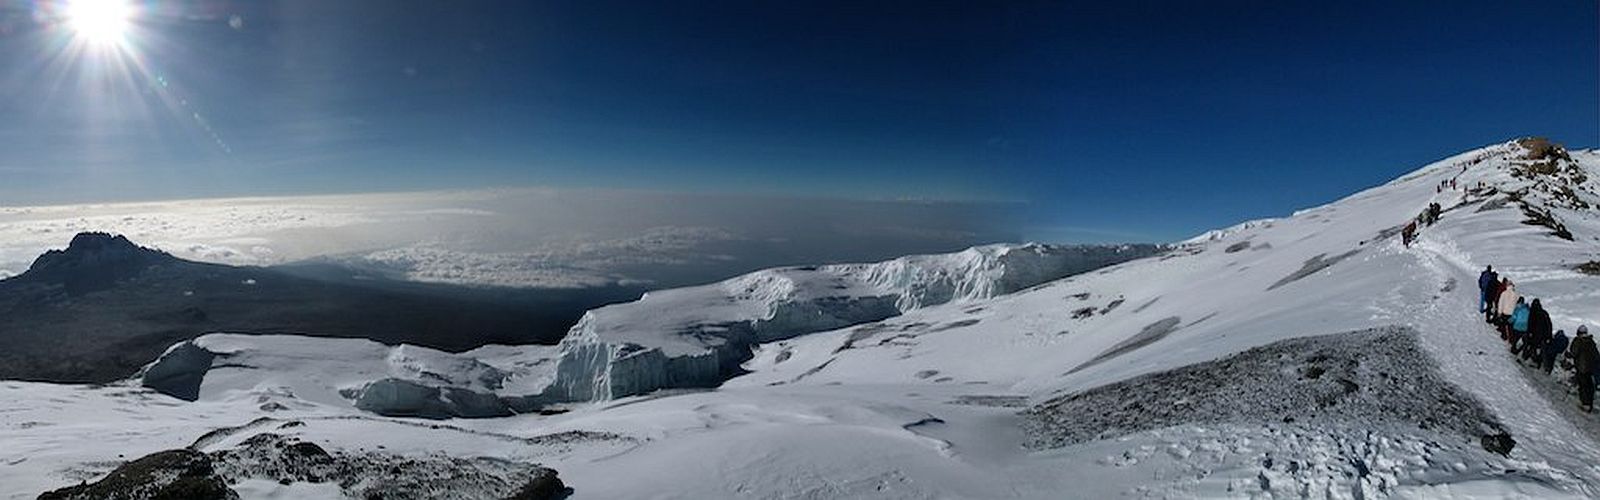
20 232 177 292
29 232 172 273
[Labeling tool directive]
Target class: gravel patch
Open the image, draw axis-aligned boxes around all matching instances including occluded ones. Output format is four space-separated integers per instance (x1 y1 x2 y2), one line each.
1025 326 1506 450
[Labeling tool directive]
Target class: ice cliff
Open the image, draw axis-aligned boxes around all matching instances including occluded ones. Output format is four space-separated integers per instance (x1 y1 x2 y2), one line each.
540 242 1162 401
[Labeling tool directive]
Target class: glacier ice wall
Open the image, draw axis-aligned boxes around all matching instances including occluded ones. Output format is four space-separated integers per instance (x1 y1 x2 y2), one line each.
541 242 1162 401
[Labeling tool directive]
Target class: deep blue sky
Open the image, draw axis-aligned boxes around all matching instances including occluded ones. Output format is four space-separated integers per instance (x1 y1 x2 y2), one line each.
1 0 1596 242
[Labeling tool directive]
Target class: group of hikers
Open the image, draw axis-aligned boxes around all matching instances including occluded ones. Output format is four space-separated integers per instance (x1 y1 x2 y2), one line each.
1402 203 1445 247
1479 265 1600 412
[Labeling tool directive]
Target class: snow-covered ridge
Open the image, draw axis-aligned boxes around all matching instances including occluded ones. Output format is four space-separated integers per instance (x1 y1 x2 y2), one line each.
1180 218 1277 245
540 242 1162 401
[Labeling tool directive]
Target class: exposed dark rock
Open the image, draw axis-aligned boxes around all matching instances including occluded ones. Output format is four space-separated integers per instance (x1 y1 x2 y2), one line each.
1070 316 1182 374
206 433 565 499
37 449 236 500
1516 137 1571 162
930 318 980 332
1268 250 1362 291
1518 202 1575 241
1481 432 1517 457
1026 327 1506 449
503 469 571 500
1099 297 1125 315
1576 261 1600 276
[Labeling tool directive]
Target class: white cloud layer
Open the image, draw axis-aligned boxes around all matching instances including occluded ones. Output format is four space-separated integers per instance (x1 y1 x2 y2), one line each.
0 189 1016 289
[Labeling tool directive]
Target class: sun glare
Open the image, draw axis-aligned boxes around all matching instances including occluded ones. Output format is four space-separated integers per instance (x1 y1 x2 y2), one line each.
66 0 132 46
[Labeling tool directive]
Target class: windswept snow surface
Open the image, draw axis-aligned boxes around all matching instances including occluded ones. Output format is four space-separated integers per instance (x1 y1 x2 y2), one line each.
7 139 1600 499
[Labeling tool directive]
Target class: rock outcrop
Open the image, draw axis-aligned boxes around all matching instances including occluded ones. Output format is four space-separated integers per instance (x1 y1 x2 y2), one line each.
39 434 569 500
37 449 236 500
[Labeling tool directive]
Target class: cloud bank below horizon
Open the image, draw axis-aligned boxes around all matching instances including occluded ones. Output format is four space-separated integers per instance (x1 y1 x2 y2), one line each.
0 189 1022 289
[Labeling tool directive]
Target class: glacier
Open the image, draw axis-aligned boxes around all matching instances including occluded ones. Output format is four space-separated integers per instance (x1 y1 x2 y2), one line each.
138 334 561 418
539 242 1162 401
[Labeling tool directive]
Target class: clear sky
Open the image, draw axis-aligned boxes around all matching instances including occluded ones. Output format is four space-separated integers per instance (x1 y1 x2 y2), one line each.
1 0 1596 242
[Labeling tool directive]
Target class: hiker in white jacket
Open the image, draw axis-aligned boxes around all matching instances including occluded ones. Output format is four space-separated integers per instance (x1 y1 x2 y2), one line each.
1496 279 1520 339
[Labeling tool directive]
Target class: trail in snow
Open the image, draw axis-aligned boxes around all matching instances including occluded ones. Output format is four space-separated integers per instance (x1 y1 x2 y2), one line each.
1407 234 1600 494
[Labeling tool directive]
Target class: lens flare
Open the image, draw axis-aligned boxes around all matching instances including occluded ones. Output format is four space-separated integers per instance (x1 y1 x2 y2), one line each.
66 0 132 46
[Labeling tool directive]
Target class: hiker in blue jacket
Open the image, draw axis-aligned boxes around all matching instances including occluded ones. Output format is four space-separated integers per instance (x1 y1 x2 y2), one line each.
1478 266 1498 313
1508 298 1531 353
1543 329 1570 374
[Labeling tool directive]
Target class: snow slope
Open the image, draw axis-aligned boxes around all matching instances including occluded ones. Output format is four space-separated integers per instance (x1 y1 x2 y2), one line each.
6 138 1600 499
542 243 1159 401
736 140 1600 396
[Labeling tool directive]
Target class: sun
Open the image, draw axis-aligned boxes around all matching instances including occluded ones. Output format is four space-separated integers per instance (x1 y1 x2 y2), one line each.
66 0 133 46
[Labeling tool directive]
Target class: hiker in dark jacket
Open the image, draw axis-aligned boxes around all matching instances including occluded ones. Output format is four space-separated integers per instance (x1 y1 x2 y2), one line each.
1571 326 1598 412
1485 276 1505 324
1543 329 1569 374
1478 266 1498 314
1520 299 1552 362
